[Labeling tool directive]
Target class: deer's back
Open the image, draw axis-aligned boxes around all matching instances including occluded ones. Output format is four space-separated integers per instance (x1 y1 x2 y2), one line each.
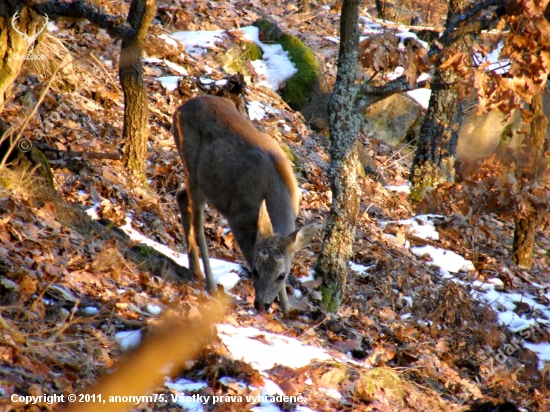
173 95 300 235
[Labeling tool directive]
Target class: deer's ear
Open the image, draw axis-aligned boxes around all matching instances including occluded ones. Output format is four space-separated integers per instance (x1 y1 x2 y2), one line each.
286 221 320 254
257 200 274 239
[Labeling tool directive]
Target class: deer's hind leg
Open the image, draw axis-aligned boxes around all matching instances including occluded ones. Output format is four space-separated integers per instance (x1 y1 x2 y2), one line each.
176 186 215 293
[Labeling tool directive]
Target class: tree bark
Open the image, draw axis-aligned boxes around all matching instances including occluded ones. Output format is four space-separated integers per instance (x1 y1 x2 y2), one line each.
0 5 46 111
410 0 474 192
119 0 155 179
512 92 547 269
315 0 361 312
375 0 385 19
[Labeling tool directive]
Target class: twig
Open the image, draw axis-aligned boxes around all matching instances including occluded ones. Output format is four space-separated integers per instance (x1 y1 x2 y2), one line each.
297 314 330 338
381 138 418 167
85 47 123 94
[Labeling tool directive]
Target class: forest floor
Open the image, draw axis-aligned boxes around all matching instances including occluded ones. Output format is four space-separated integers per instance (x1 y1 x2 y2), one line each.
1 1 549 411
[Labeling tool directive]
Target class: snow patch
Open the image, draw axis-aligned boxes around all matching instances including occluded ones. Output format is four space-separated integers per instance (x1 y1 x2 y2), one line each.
216 324 332 370
115 330 142 350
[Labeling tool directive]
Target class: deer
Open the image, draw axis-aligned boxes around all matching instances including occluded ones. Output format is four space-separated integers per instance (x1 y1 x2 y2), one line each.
172 95 319 313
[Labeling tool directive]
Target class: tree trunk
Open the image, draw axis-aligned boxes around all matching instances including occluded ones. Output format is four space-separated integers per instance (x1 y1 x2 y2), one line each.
410 0 472 193
119 0 155 180
0 6 46 112
512 92 547 268
375 0 385 19
315 0 361 313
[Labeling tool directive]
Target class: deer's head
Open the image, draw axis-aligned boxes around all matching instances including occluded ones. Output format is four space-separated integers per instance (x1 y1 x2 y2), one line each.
252 201 318 312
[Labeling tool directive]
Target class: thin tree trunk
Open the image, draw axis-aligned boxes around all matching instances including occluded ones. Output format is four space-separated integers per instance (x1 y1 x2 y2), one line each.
119 0 155 179
410 0 472 193
375 0 385 19
315 0 361 312
512 92 547 268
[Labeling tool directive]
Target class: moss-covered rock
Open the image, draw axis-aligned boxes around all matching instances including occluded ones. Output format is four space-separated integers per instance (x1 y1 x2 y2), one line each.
254 18 331 131
355 368 404 405
253 18 284 41
278 34 320 108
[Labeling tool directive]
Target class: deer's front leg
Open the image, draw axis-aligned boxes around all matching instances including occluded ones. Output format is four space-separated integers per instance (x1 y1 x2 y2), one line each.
278 286 290 314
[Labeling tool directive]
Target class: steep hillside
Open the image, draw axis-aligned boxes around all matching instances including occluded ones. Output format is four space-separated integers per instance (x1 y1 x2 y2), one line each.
1 1 549 411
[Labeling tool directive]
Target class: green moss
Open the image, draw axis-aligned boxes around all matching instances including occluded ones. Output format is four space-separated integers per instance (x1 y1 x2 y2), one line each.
409 160 451 204
279 34 320 109
356 368 404 405
319 283 339 313
243 41 263 61
279 142 297 165
29 147 55 190
138 245 156 257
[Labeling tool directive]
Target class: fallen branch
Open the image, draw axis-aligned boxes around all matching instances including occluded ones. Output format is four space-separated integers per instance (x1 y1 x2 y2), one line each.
23 0 136 42
33 142 121 160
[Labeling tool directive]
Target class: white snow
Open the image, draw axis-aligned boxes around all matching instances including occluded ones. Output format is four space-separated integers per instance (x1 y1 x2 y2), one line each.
170 29 227 55
239 26 298 91
47 21 59 33
523 342 550 370
85 204 100 220
166 378 208 393
299 270 316 283
216 324 332 370
385 182 411 193
164 59 188 75
82 306 99 315
146 304 162 316
318 387 342 401
388 67 432 109
247 100 280 121
165 378 207 412
406 88 432 110
396 215 441 240
119 217 241 292
350 262 374 275
114 330 142 350
167 26 297 92
84 211 242 292
143 57 163 64
402 224 550 370
411 245 474 275
155 76 180 92
158 33 179 48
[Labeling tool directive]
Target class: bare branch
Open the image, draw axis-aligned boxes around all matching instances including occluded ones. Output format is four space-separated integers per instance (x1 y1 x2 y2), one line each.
445 0 502 32
432 0 506 55
355 75 428 112
21 0 136 42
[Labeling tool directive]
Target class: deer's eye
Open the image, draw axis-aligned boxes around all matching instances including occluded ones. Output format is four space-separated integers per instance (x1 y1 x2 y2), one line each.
252 269 259 279
276 273 286 282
